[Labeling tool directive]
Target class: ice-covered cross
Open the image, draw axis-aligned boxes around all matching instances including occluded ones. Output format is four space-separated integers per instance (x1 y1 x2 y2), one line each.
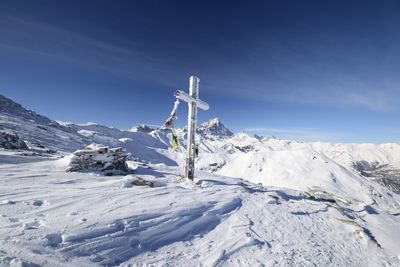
175 76 209 180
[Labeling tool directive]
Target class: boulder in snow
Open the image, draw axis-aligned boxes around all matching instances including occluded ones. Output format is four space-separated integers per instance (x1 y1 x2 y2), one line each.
0 131 29 150
66 143 129 175
122 177 155 188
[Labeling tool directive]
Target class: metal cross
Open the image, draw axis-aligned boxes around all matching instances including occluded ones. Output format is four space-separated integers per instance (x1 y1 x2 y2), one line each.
175 76 209 180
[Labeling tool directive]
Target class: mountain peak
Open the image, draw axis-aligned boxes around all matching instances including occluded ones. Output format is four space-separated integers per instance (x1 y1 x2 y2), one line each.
0 94 53 125
198 117 233 137
200 117 221 127
131 124 155 134
0 94 23 112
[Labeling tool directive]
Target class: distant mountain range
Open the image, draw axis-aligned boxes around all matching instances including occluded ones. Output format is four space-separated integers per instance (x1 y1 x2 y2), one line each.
1 94 400 194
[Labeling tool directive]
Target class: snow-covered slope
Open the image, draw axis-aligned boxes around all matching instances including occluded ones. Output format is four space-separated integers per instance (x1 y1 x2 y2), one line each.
0 95 175 165
193 134 400 203
1 152 400 266
0 95 87 151
1 95 400 266
2 94 400 199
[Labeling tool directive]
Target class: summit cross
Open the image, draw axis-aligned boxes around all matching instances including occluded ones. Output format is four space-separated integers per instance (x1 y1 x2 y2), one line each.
175 76 209 180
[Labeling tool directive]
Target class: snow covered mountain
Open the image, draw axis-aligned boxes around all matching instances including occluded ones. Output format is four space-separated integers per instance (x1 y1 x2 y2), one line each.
197 117 233 138
0 95 87 151
1 95 400 266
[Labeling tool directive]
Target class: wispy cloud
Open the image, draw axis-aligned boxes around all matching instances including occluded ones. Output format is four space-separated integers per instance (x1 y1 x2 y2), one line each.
345 91 393 111
0 14 180 86
1 13 399 112
200 32 400 112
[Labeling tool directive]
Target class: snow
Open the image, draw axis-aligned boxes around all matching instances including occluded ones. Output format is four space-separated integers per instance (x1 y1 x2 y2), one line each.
1 155 399 266
1 95 400 266
77 129 96 137
56 120 73 126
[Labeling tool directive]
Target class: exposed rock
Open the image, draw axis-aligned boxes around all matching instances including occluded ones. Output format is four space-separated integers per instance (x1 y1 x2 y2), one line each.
222 143 237 154
197 118 233 137
353 160 400 194
0 131 29 150
208 161 226 172
234 145 254 153
66 143 129 175
132 124 155 134
134 177 154 187
0 94 61 127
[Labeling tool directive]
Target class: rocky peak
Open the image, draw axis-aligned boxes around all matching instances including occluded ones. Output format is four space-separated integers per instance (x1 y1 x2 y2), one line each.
0 95 22 111
0 94 54 125
197 117 233 137
131 124 155 134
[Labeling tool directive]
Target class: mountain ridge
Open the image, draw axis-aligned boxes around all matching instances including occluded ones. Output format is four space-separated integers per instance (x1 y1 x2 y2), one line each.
1 94 400 195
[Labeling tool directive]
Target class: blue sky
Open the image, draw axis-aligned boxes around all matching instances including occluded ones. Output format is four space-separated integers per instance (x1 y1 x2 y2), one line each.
0 0 399 143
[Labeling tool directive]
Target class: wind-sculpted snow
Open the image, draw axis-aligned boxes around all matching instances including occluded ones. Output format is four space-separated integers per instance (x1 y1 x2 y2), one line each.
61 195 241 265
1 154 399 266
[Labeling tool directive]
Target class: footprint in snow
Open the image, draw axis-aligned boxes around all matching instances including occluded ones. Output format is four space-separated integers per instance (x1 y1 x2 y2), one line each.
8 217 20 223
44 233 63 247
9 258 40 267
1 200 16 205
24 199 48 207
32 200 44 206
23 218 44 230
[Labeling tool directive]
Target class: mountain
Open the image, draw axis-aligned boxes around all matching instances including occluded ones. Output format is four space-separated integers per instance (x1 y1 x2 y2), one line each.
1 95 400 266
131 124 155 133
0 95 54 125
1 95 400 194
197 117 233 137
0 95 87 151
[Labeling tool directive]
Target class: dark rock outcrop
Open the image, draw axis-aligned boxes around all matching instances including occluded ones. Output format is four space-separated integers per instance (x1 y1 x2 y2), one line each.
0 131 29 150
66 144 129 175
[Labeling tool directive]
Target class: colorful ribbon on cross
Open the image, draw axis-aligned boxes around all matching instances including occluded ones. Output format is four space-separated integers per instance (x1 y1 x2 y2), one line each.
163 99 180 151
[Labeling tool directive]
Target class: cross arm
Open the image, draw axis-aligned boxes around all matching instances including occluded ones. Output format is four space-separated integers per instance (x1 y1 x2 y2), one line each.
174 90 209 110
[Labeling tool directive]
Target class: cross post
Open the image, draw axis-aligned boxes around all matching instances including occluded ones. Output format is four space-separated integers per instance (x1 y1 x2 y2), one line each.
174 76 209 180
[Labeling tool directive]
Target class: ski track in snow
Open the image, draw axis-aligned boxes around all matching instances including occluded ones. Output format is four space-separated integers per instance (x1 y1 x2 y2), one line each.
1 154 399 266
